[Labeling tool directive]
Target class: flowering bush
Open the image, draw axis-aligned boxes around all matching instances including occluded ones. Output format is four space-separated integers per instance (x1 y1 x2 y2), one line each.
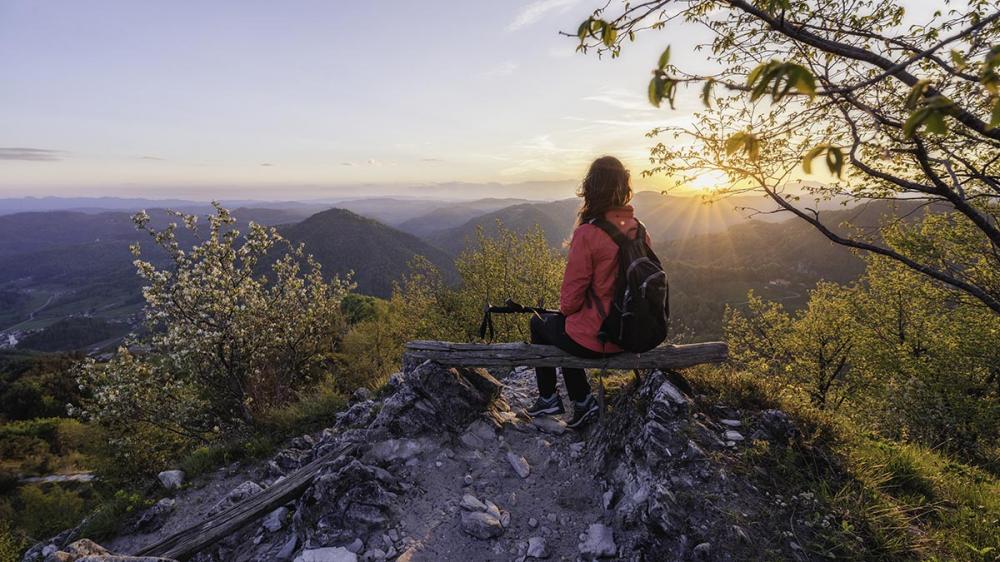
74 204 350 467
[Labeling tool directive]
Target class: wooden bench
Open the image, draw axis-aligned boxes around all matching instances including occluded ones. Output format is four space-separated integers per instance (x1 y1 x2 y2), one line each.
403 340 729 370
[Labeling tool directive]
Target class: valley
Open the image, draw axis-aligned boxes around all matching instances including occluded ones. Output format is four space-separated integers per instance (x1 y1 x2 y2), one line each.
0 191 897 354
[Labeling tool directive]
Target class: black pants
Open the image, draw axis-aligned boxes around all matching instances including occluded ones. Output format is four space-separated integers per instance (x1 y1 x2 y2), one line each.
529 313 607 402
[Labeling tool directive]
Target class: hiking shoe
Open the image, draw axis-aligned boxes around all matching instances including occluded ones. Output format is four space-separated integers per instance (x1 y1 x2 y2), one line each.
566 394 600 429
526 394 565 417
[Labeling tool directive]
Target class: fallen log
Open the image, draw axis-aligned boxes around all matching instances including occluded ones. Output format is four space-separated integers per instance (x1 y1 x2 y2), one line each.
404 340 728 370
134 442 355 561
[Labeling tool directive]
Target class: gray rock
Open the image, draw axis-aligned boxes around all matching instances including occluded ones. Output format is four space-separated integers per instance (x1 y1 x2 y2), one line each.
157 470 185 490
296 458 400 547
526 536 549 559
276 535 299 560
272 443 315 474
345 539 364 554
336 400 377 429
578 523 616 559
75 554 177 562
685 440 706 460
724 430 745 442
351 387 373 403
693 542 712 559
262 507 289 533
460 494 488 512
602 490 614 510
293 547 357 562
60 539 109 558
460 511 504 540
467 419 497 441
506 452 530 478
208 481 263 516
367 438 424 463
485 499 502 520
531 417 567 435
361 548 385 560
370 363 504 436
528 517 539 528
133 498 175 532
459 431 486 450
759 409 798 442
463 474 474 486
719 418 741 428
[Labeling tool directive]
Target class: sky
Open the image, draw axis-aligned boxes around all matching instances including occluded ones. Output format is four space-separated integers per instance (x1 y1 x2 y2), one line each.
1 0 724 199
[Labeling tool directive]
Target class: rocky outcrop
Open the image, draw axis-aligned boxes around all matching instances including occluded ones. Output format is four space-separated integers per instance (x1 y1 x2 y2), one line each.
294 457 402 547
27 358 817 562
25 539 176 562
370 362 505 436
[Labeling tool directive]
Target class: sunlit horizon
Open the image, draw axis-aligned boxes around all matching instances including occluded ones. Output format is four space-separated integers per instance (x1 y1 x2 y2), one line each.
0 0 719 199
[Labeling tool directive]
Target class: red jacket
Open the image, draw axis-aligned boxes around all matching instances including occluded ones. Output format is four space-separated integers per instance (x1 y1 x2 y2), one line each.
560 205 650 353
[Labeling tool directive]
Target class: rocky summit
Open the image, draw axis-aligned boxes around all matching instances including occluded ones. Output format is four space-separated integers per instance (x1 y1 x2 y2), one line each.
23 361 815 561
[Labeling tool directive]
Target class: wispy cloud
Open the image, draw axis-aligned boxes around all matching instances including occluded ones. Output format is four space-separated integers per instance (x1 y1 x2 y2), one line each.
508 0 580 31
260 162 275 167
480 61 519 79
138 155 165 161
0 147 65 161
582 88 658 112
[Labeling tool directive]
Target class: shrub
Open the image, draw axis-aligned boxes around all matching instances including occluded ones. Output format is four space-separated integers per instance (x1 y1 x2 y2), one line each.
78 490 148 540
73 204 351 474
0 518 28 562
15 485 87 540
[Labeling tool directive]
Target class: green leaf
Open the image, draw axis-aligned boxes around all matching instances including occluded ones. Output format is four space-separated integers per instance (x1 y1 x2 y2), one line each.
725 133 747 156
794 68 817 98
725 132 760 160
825 146 844 177
949 49 967 70
801 145 826 174
701 79 715 108
746 62 768 89
648 76 664 108
923 110 947 134
657 46 671 70
577 19 591 40
903 108 929 138
905 79 932 109
990 98 1000 130
601 23 617 47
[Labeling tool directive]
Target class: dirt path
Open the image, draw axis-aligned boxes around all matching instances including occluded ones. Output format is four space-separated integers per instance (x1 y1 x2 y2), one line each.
393 367 609 561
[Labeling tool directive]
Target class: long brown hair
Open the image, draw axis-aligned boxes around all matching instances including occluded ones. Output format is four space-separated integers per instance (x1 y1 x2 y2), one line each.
577 156 632 224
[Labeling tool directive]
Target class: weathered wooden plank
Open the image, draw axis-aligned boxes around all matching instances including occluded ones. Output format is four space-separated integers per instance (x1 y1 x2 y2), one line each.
404 340 728 369
135 443 355 561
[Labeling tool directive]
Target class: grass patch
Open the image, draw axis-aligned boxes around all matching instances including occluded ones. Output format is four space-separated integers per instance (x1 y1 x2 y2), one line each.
258 383 348 437
686 365 1000 561
78 490 149 541
178 381 348 480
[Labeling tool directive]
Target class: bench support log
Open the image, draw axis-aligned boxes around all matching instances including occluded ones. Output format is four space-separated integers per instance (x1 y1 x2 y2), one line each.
134 443 355 561
404 340 728 370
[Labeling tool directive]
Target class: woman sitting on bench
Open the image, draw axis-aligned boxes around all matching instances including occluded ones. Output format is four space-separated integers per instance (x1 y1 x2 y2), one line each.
526 155 651 429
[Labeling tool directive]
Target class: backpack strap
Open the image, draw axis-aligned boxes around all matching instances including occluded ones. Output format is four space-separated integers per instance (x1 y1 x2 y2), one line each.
587 218 629 246
634 220 648 245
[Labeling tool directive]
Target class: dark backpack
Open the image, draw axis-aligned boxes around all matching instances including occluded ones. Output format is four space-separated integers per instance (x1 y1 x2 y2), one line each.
588 218 669 353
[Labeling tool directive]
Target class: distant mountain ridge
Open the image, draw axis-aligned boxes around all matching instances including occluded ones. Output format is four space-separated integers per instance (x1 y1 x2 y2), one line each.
421 191 796 256
278 208 457 297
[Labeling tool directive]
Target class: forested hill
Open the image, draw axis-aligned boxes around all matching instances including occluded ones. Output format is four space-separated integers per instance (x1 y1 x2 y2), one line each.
278 208 458 298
